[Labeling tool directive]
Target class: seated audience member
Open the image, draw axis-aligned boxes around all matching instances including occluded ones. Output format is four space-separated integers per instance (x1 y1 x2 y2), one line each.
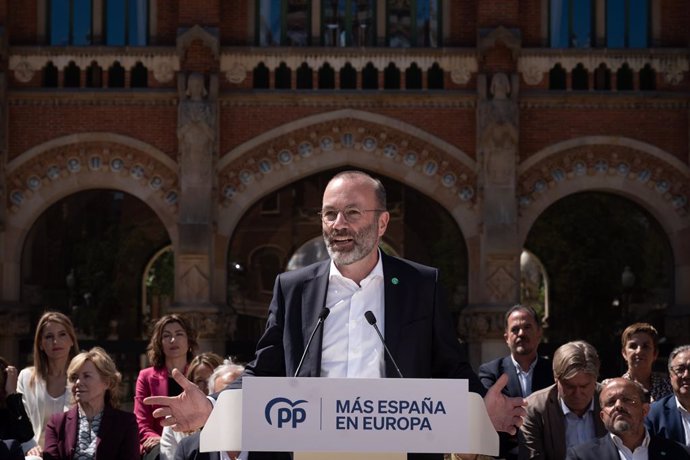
519 340 606 460
43 347 139 460
479 305 553 460
136 314 198 459
645 344 690 446
0 439 24 460
0 356 34 446
18 312 79 457
160 352 224 460
566 377 690 459
173 359 245 460
620 322 672 402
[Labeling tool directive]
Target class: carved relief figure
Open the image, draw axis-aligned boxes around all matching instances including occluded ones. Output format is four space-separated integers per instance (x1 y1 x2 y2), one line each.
479 73 518 186
178 73 215 189
478 73 519 227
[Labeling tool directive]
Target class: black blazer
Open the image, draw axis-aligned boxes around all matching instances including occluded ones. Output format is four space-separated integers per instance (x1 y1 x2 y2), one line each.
479 355 553 459
233 253 485 460
478 355 554 398
0 393 34 444
566 433 690 460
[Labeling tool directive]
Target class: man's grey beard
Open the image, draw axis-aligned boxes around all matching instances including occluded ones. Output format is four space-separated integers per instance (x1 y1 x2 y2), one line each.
324 220 379 266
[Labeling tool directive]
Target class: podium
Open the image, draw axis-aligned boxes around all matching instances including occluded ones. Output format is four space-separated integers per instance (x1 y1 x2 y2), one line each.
201 377 499 459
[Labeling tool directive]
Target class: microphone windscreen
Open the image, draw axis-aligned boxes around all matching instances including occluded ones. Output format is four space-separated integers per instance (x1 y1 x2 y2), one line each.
319 307 331 320
364 310 376 325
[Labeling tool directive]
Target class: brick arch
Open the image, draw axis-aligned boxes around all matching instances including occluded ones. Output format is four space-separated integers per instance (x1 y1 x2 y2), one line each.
3 134 180 299
517 136 690 241
517 136 690 305
216 109 480 240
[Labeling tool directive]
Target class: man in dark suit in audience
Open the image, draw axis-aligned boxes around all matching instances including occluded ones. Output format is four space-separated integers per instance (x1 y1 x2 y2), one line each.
645 344 690 446
566 377 690 459
479 305 554 459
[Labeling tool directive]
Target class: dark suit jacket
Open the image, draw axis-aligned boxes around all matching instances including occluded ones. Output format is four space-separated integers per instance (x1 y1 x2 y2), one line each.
479 355 554 398
519 383 607 460
43 405 140 460
479 355 554 459
565 432 690 460
233 253 485 460
174 432 221 460
645 393 687 444
0 439 23 460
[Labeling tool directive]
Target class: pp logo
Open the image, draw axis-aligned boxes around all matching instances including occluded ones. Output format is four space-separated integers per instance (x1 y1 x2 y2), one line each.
264 397 308 428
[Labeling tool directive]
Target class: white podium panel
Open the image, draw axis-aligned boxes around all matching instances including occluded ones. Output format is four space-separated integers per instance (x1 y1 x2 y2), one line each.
201 377 498 457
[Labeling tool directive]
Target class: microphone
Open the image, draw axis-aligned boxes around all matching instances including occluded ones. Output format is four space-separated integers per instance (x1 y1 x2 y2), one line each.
294 307 330 377
364 310 404 378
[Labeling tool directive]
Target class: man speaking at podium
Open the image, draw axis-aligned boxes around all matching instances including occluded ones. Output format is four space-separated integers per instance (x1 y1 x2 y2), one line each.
146 170 526 459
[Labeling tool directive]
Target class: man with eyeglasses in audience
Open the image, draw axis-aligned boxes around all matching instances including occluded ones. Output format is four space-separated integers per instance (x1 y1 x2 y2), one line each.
645 344 690 447
566 377 690 459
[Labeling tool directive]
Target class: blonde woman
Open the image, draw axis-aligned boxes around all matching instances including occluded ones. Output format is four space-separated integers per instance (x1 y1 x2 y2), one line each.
43 347 139 460
18 311 79 456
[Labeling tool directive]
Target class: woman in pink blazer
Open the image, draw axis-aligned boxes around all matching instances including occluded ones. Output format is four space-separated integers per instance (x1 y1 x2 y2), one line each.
43 347 139 460
134 314 197 459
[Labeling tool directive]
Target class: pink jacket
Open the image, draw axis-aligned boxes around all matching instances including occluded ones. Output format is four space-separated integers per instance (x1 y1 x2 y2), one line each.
134 366 169 448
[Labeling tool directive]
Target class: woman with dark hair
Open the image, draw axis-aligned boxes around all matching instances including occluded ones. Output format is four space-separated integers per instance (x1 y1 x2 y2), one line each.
43 347 139 460
135 314 198 459
18 311 79 456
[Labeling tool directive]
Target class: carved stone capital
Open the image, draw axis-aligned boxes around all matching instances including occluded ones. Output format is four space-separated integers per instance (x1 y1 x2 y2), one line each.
458 306 506 342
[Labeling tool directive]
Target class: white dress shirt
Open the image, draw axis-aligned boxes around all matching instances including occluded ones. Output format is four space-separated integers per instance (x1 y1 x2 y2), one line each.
510 355 538 397
610 429 650 460
320 252 385 378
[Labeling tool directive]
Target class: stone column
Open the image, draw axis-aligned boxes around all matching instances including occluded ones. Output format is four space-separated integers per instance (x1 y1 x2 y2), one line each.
461 70 522 368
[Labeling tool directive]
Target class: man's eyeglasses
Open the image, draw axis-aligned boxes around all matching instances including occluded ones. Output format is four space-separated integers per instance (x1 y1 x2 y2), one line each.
318 208 385 224
602 396 641 409
670 365 690 377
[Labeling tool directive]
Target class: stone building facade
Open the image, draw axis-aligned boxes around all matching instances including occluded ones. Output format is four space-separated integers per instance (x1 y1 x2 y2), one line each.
0 1 688 375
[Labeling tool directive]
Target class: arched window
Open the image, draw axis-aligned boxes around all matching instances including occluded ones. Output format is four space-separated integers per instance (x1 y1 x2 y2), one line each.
275 62 292 89
616 64 634 91
86 61 103 88
340 63 357 89
43 62 59 87
130 62 148 88
593 64 610 90
321 0 375 47
257 0 310 46
64 62 81 87
318 63 335 89
384 63 400 90
606 0 649 48
253 63 270 89
108 62 126 88
387 0 441 48
405 63 422 90
549 64 567 90
296 63 314 89
639 64 656 91
550 0 594 48
427 62 444 90
362 62 378 89
572 64 589 90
